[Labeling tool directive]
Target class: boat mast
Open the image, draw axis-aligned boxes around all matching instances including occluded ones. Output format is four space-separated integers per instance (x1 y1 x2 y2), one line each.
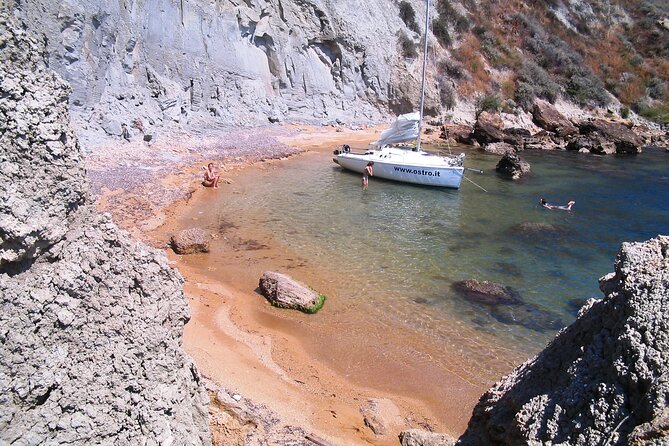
416 0 430 152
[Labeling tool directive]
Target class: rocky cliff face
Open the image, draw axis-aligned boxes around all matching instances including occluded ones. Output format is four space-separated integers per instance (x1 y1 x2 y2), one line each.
11 0 431 144
457 235 669 446
0 13 210 445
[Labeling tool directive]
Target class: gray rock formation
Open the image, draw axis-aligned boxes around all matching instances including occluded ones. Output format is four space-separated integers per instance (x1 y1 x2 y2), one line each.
0 15 87 266
457 235 669 446
171 228 210 255
495 153 530 180
0 13 210 445
258 271 326 313
400 429 457 446
10 0 445 145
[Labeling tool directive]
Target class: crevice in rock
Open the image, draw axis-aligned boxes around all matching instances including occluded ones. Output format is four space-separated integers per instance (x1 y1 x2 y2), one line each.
32 384 57 408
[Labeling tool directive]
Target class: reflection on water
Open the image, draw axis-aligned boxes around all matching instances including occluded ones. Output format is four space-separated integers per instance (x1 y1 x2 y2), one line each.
202 147 669 371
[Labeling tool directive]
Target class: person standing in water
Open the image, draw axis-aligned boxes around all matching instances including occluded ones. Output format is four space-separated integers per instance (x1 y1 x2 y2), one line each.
362 161 374 189
203 163 221 188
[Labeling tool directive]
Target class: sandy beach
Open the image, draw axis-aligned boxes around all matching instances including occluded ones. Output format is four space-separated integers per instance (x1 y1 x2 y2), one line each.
89 124 508 445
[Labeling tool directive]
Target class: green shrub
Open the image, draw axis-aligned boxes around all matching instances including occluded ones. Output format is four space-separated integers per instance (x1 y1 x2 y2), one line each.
647 77 667 100
399 1 420 33
478 94 501 113
620 106 630 119
399 31 418 58
435 0 470 35
634 101 669 125
439 78 456 110
432 18 452 47
515 61 560 109
437 59 467 80
565 67 610 106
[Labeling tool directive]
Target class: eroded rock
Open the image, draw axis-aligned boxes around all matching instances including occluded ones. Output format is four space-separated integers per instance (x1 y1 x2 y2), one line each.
0 14 87 266
578 118 643 154
0 13 210 445
495 153 531 180
259 271 326 313
457 235 669 445
400 429 457 446
171 228 210 255
452 280 521 306
472 112 506 145
532 100 578 137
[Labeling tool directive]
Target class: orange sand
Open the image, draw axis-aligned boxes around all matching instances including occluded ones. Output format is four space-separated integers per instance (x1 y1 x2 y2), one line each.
96 125 520 445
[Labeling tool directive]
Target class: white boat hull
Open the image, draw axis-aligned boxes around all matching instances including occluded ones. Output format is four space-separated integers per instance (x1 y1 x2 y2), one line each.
334 148 464 188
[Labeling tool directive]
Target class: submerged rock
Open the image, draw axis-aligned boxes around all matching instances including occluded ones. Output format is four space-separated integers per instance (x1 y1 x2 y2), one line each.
259 271 326 313
495 153 531 180
457 235 669 445
510 222 573 239
452 280 522 306
490 301 564 333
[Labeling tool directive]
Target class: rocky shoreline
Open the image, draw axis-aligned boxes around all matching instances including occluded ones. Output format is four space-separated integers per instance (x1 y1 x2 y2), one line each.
3 10 669 446
443 100 668 157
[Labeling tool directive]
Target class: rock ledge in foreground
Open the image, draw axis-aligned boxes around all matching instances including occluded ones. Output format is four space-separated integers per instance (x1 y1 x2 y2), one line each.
457 235 669 446
259 271 326 314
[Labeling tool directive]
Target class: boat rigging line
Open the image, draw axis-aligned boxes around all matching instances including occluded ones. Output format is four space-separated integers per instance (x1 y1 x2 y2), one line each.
463 175 488 192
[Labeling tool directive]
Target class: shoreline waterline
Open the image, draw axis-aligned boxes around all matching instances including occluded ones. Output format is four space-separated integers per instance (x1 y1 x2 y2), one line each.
98 125 668 444
152 132 528 440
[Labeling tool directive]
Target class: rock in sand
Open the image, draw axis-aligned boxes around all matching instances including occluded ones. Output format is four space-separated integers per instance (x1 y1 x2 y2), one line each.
259 271 326 313
171 228 210 254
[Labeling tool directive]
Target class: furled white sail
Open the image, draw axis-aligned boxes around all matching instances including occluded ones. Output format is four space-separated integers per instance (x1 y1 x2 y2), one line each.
370 112 420 147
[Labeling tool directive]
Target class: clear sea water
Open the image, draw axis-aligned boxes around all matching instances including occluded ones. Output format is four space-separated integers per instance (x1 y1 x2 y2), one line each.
209 146 669 366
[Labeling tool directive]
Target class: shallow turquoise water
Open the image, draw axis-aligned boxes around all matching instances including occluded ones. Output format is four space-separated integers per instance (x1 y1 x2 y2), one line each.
216 146 669 357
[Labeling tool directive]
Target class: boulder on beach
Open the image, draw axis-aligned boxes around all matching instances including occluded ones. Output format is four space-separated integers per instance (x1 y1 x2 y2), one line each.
400 429 457 446
258 271 326 313
578 118 644 154
440 123 474 145
457 235 669 446
531 100 578 137
452 280 522 306
495 153 530 180
171 228 210 254
472 112 506 145
482 142 516 155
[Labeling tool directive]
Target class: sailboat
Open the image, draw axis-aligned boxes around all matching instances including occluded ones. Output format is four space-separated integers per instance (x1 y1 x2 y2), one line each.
333 0 465 189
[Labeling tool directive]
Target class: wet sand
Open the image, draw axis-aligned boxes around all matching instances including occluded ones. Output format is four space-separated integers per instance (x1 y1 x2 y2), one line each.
92 125 519 444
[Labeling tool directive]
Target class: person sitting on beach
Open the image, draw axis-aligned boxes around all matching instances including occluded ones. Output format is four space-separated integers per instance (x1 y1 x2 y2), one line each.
203 163 221 188
541 198 575 210
362 161 374 189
